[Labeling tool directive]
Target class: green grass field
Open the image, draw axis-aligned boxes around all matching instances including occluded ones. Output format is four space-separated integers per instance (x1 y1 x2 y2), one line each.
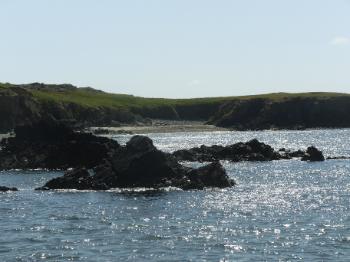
27 87 233 109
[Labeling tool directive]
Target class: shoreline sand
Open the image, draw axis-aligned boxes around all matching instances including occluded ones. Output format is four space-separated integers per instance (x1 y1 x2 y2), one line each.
90 120 228 134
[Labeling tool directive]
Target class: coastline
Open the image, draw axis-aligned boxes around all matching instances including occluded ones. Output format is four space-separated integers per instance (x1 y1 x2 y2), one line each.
89 123 350 135
89 120 228 134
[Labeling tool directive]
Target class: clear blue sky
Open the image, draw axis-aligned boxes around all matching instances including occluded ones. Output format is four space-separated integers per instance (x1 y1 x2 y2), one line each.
1 0 349 98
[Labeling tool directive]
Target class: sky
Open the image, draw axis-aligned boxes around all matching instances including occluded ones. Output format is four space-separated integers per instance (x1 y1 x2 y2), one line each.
0 0 350 98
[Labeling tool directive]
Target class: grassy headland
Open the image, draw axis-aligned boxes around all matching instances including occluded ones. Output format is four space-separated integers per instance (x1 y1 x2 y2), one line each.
1 82 350 132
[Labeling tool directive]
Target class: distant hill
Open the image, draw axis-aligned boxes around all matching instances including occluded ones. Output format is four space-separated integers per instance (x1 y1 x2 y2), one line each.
1 82 350 132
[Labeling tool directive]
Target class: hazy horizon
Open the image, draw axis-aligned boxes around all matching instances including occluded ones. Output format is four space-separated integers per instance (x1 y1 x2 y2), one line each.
1 0 349 98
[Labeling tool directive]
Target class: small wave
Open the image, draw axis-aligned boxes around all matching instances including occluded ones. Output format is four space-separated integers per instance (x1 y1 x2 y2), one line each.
110 187 183 196
47 186 183 194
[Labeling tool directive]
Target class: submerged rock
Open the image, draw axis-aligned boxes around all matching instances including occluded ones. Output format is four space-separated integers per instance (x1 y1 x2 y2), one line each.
0 186 18 192
327 156 350 160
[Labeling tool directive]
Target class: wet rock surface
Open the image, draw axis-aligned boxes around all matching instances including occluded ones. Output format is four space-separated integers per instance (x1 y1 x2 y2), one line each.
173 139 279 162
1 120 330 192
36 135 235 190
301 146 325 162
0 119 120 170
38 168 109 191
173 139 325 162
0 186 18 192
0 120 234 190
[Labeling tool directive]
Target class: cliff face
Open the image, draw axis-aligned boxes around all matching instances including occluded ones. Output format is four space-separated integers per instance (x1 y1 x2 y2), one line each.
174 103 222 120
40 101 138 127
208 97 350 130
0 85 220 132
0 87 42 132
0 85 140 132
1 83 350 132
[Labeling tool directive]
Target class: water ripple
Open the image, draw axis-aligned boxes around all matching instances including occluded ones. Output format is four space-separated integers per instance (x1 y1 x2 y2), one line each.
1 129 350 261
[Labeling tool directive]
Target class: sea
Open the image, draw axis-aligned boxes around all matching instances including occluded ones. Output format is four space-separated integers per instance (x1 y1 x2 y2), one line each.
1 129 350 261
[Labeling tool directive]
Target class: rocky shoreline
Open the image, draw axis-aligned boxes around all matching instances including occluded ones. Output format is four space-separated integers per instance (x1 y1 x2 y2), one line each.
0 119 341 192
172 140 325 162
0 120 235 191
89 120 226 135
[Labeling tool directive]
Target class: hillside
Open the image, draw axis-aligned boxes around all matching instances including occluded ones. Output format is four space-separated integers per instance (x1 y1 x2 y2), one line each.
208 95 350 130
1 82 350 132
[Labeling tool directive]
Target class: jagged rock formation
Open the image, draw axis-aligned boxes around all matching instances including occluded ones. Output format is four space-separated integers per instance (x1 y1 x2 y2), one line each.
0 120 235 190
36 135 234 190
173 139 325 163
0 119 120 170
301 146 325 162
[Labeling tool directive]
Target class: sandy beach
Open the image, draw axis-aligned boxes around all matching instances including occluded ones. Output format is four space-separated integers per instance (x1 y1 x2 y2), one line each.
90 120 228 134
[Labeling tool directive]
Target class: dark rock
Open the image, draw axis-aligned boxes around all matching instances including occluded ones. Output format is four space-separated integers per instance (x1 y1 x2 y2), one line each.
172 138 328 163
0 120 120 170
36 168 108 190
185 162 235 190
14 118 73 142
327 156 350 160
39 135 235 191
173 139 280 162
0 186 18 192
288 150 306 158
126 135 155 153
301 146 325 162
111 150 184 188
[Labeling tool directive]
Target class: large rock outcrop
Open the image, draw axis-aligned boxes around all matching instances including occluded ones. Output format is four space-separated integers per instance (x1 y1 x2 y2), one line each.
37 135 235 190
173 139 280 162
0 119 120 170
173 139 325 163
0 120 235 190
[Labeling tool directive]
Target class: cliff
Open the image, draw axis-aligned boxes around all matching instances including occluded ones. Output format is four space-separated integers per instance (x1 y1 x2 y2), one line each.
208 95 350 130
0 85 42 132
1 83 350 132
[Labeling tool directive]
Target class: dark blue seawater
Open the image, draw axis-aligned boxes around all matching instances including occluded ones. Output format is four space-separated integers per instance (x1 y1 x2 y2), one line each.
1 129 350 261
